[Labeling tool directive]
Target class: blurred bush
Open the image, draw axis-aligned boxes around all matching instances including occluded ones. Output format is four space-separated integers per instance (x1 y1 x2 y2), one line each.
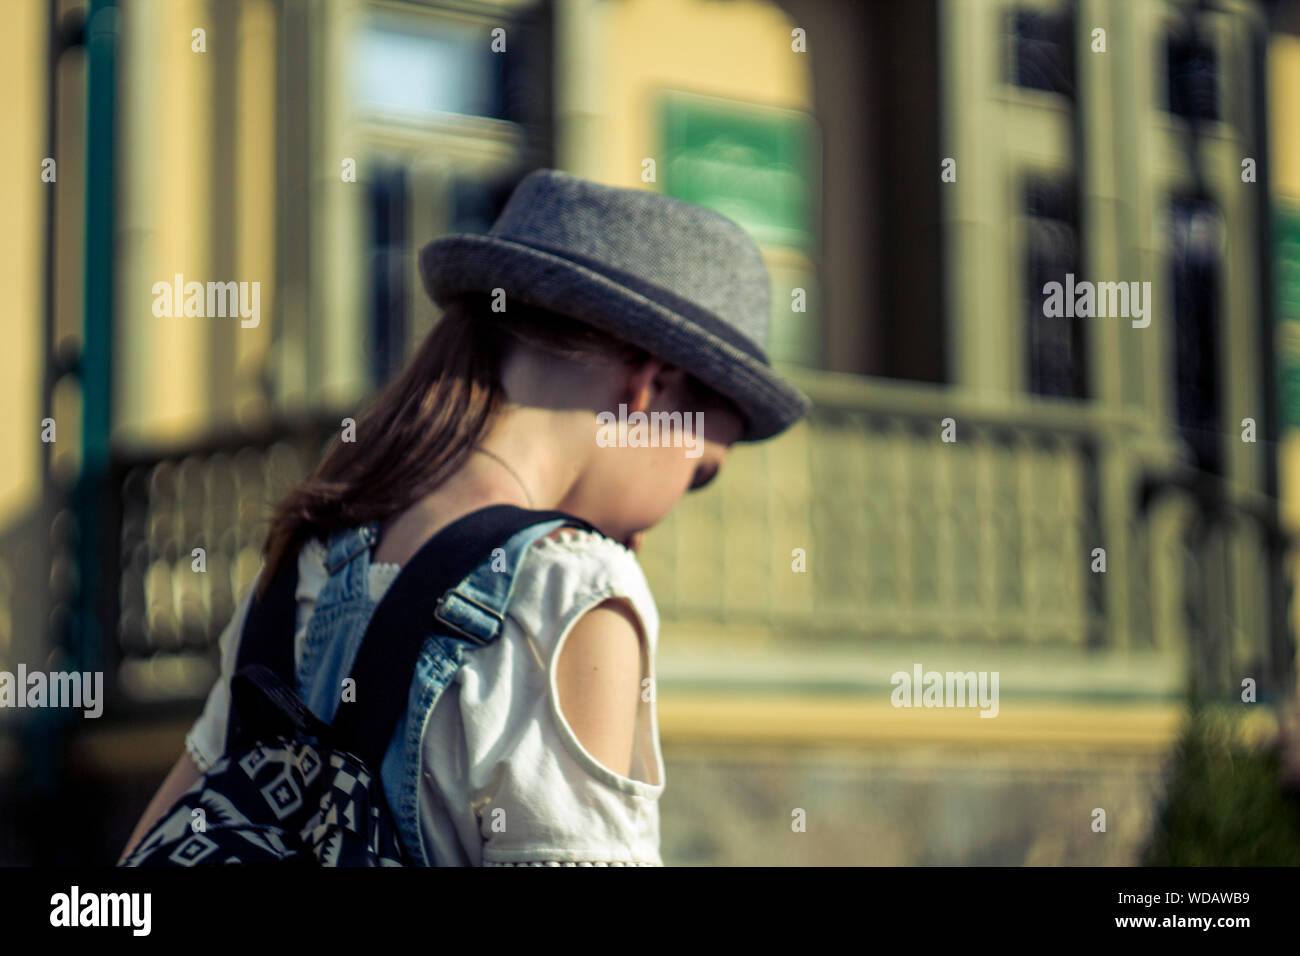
1142 705 1300 865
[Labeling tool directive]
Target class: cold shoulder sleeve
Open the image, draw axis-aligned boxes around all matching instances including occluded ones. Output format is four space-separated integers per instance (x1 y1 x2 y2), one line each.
418 529 666 867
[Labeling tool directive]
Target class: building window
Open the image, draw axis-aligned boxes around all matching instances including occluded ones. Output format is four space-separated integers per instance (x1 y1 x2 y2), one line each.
350 4 552 384
351 6 548 125
1024 177 1087 399
1008 7 1075 98
366 163 409 387
1169 197 1224 474
354 18 499 120
1165 24 1219 122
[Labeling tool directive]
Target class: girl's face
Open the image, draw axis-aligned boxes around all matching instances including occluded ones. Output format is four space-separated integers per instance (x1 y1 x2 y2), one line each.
562 361 746 550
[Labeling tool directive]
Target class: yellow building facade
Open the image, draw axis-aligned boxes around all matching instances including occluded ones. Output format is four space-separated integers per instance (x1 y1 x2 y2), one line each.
1 0 1296 864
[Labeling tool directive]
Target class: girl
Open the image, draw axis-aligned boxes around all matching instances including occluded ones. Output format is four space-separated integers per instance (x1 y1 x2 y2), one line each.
120 168 810 866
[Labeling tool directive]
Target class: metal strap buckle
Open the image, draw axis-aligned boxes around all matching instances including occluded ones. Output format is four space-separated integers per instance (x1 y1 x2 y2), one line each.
433 589 504 646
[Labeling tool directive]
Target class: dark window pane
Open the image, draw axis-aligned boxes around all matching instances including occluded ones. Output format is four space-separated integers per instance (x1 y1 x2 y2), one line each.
1025 178 1087 399
447 175 518 235
1166 28 1219 121
1009 8 1075 98
495 15 548 126
1169 198 1224 473
367 164 409 386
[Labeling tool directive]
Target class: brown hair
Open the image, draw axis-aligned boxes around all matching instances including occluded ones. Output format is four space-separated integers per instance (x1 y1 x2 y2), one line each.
258 295 655 594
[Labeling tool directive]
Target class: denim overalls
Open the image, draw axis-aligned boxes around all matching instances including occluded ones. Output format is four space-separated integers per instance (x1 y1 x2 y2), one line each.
292 514 576 866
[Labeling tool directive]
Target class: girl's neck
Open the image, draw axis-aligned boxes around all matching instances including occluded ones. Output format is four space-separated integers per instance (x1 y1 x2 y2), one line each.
476 403 588 510
370 407 584 566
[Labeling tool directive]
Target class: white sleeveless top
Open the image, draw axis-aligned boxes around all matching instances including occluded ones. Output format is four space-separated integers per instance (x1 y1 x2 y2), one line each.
184 528 666 866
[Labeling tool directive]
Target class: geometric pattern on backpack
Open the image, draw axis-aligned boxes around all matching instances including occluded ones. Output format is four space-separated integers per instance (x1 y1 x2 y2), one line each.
120 701 406 867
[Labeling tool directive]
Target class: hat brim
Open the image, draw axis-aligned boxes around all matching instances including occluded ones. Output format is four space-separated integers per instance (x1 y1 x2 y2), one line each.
418 234 811 442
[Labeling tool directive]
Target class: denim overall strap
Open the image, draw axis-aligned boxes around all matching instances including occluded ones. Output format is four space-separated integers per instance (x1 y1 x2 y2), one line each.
324 520 381 580
380 516 580 865
431 518 573 643
295 520 381 726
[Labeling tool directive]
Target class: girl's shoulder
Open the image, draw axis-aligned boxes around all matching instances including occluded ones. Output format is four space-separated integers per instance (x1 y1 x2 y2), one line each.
512 526 659 642
528 526 650 590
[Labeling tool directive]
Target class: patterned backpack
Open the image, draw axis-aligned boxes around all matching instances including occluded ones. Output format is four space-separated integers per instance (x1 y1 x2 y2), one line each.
119 505 598 867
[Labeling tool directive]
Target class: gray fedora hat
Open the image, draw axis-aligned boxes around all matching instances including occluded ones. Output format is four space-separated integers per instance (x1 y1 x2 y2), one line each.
417 168 811 442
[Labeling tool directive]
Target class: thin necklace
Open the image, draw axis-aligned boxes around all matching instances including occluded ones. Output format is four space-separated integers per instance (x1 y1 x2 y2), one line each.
472 447 535 508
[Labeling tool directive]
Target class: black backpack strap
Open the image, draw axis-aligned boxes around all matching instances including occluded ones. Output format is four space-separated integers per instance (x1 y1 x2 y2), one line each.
225 558 300 751
331 504 598 772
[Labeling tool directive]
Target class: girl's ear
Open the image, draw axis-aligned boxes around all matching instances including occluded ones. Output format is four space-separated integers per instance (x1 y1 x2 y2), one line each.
622 357 669 413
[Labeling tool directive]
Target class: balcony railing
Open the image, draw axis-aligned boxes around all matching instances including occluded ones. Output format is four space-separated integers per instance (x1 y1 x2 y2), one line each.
90 371 1295 717
642 369 1294 704
99 416 339 715
643 378 1102 647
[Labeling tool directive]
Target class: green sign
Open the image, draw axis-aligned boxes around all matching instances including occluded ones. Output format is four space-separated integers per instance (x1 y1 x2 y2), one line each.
1276 203 1300 429
659 90 816 252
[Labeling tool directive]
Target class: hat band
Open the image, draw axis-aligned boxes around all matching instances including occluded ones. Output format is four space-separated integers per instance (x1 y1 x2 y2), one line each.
493 235 771 365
